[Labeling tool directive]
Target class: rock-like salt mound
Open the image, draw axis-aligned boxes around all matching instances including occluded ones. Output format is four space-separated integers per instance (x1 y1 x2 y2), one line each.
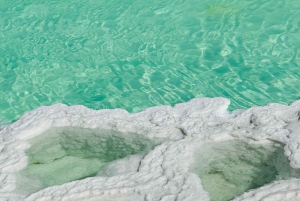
1 98 300 200
191 140 300 201
16 127 156 194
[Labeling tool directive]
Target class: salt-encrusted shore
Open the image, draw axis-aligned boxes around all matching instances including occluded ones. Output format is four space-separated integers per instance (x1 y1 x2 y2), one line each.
1 97 300 201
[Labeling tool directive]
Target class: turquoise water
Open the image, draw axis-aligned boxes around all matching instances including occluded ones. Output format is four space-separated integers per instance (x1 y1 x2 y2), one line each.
1 0 300 123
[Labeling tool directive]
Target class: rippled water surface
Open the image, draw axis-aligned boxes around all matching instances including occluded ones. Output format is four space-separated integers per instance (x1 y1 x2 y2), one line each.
1 0 300 122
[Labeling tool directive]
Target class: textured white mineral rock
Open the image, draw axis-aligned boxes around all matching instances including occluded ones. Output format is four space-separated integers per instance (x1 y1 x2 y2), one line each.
0 97 300 201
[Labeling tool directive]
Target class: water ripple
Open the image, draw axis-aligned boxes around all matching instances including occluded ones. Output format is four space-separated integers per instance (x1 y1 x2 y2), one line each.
0 0 300 121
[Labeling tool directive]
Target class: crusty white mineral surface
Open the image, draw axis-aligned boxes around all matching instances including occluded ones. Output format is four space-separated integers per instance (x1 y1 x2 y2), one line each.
1 97 300 201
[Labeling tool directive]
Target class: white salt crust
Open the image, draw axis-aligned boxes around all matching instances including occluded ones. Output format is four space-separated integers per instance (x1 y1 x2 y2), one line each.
0 97 300 201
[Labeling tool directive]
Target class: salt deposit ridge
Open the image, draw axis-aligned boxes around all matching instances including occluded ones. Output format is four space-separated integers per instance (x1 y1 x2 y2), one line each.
1 97 300 201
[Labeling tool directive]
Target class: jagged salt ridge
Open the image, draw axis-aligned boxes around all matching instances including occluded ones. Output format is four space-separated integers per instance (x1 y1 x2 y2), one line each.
1 97 300 201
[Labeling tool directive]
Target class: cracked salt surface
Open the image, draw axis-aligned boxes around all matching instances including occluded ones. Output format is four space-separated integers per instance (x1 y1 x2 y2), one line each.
1 97 300 200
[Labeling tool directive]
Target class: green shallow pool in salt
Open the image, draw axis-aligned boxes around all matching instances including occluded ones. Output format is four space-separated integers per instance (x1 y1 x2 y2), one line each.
0 0 300 123
190 140 300 201
16 127 156 195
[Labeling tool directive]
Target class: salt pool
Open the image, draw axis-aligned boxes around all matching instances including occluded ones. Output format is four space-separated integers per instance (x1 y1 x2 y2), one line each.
15 127 156 195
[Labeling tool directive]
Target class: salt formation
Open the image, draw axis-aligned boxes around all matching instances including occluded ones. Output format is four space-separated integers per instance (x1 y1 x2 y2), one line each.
1 97 300 201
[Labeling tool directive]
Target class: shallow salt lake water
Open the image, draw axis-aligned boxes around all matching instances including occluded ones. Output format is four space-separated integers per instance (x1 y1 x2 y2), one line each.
1 0 300 123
